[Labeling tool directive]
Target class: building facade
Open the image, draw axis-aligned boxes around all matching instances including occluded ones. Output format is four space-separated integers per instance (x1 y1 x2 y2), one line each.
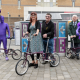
57 0 80 7
36 0 80 7
0 0 36 37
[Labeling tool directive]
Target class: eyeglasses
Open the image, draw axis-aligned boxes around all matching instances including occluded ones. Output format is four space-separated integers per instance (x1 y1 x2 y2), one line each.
31 15 36 17
45 16 50 18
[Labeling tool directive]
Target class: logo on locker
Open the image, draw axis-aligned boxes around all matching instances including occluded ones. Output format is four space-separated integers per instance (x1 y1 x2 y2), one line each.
22 38 28 52
59 22 66 37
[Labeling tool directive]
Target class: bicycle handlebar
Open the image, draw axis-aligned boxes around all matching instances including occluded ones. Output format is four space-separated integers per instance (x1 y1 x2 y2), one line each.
24 34 34 41
6 37 13 40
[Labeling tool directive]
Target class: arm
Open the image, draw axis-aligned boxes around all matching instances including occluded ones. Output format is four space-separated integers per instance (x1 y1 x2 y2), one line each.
6 23 10 38
68 23 72 36
27 22 30 33
68 23 74 38
34 21 40 36
43 23 54 38
33 29 39 36
47 23 54 37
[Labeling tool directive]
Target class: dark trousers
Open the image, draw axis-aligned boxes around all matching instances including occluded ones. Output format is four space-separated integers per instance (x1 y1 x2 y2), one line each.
71 42 80 56
30 53 40 60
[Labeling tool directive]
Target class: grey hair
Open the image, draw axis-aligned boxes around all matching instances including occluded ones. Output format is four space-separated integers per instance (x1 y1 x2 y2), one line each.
72 15 78 18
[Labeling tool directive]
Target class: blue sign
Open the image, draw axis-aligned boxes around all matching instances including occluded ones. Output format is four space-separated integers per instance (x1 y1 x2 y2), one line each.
59 22 66 37
22 38 28 52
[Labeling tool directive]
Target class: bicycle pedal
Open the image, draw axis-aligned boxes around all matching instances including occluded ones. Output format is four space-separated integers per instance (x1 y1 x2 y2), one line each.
44 60 49 61
49 60 52 61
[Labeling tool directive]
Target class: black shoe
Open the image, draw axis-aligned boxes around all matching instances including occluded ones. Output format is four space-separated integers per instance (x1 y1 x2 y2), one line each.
77 56 79 60
29 63 34 67
34 64 38 68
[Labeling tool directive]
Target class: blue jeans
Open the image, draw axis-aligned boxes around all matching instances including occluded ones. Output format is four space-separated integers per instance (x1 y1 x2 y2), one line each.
43 38 54 59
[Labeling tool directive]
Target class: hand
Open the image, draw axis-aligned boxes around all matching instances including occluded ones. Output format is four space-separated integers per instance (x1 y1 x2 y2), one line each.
70 35 74 38
43 34 47 38
23 33 25 37
33 33 38 36
73 35 76 37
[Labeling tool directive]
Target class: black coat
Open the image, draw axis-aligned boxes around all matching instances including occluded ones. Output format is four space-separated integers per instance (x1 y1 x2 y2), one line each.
27 21 40 33
42 20 54 39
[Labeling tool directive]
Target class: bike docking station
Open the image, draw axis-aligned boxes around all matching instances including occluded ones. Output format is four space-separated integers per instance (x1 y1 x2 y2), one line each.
14 13 71 57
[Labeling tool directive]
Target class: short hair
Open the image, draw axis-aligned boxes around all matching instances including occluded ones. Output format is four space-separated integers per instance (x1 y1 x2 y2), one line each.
46 13 52 18
72 15 78 18
30 12 37 23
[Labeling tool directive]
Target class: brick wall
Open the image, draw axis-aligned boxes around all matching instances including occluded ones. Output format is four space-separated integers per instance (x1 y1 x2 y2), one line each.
57 0 72 7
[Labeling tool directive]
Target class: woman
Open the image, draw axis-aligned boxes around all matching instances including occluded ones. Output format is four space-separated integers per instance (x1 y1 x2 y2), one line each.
24 12 43 68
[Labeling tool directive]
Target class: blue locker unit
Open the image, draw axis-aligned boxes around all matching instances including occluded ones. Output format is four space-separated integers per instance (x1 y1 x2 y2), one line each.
22 38 28 52
59 22 66 37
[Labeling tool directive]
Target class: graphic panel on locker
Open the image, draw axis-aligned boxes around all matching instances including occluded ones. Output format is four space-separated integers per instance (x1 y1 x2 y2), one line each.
22 24 28 37
59 38 66 53
59 22 66 37
22 38 28 52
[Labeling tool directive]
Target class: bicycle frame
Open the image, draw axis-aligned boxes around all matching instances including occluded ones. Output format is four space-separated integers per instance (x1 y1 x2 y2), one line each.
69 38 80 54
23 36 52 61
0 38 15 55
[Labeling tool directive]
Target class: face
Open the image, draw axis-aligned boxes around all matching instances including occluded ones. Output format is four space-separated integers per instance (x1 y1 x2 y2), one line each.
45 15 51 22
72 16 78 22
1 17 4 23
31 13 36 21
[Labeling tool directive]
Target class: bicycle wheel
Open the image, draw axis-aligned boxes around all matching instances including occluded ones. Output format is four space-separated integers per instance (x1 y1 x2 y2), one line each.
66 48 72 59
15 59 29 76
3 50 9 57
50 53 60 67
12 49 22 60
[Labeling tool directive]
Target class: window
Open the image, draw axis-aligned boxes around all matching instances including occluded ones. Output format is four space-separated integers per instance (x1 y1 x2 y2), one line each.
50 2 53 7
53 0 56 2
38 0 41 2
0 0 1 8
72 2 75 7
18 0 20 9
44 0 50 2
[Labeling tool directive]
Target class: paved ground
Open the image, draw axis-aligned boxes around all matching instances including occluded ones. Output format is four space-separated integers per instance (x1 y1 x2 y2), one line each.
0 40 80 80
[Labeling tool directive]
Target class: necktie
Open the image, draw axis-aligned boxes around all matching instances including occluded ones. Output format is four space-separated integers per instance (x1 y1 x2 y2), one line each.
74 22 75 28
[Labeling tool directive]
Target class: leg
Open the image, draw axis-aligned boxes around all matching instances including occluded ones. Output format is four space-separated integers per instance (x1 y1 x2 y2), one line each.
34 53 40 68
48 38 55 67
37 53 40 60
43 39 48 59
30 54 35 63
29 54 35 67
43 39 47 53
74 43 79 59
2 38 9 61
3 38 7 54
48 38 53 54
35 53 40 64
76 43 80 59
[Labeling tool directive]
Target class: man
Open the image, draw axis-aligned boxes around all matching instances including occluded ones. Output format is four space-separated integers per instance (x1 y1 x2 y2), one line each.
42 13 54 66
68 15 80 60
0 15 10 61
